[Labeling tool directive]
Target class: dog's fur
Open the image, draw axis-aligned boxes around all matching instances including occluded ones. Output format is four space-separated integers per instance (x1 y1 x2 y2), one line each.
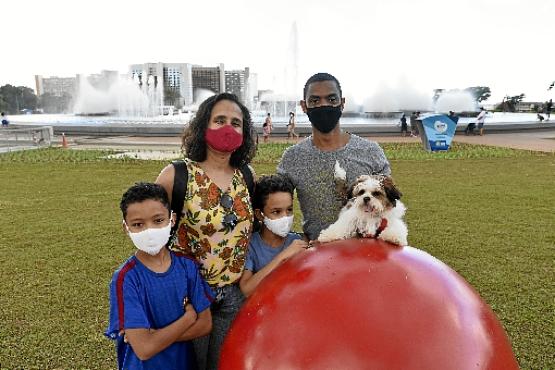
318 175 408 246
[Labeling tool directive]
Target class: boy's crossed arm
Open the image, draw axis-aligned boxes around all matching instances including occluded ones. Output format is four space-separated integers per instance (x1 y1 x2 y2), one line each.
124 304 210 361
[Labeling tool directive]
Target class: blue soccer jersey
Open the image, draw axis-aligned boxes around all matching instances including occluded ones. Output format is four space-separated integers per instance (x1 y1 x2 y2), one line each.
105 251 213 370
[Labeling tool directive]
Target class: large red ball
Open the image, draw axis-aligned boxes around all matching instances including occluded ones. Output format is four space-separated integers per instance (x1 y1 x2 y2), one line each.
220 238 518 370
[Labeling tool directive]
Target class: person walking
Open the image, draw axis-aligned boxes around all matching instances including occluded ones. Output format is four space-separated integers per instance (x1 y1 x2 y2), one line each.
399 113 408 136
263 113 272 143
476 107 487 136
287 111 299 139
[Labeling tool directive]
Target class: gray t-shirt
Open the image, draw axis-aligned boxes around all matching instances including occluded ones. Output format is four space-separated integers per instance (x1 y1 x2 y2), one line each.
277 134 391 240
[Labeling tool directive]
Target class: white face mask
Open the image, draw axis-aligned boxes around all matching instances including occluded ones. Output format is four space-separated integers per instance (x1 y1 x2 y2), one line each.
262 214 294 238
125 222 172 256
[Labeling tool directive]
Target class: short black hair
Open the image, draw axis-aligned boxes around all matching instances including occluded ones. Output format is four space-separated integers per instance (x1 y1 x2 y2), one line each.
252 174 294 211
303 72 342 100
120 182 170 220
181 92 256 168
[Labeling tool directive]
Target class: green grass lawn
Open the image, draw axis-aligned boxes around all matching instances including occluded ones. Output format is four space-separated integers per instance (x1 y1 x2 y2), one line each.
0 143 553 369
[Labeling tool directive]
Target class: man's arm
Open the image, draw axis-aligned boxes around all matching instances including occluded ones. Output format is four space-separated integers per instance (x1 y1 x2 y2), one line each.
124 304 197 361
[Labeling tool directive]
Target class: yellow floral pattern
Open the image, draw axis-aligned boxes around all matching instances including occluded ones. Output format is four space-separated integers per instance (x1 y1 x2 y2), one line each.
170 158 253 287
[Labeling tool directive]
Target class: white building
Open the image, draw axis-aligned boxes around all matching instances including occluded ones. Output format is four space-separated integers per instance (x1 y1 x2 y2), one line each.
35 75 76 97
129 62 194 107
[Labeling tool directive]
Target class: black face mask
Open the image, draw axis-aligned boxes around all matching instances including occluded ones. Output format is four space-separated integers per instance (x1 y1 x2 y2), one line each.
306 105 342 133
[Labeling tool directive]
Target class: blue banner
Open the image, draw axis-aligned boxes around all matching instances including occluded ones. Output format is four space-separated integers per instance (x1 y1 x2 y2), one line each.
417 114 457 151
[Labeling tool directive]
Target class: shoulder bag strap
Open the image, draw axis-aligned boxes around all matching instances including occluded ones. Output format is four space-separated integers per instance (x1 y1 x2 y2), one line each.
171 160 187 235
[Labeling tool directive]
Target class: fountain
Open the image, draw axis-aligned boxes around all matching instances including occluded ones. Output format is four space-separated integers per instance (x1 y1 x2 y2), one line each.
73 73 164 117
254 22 308 124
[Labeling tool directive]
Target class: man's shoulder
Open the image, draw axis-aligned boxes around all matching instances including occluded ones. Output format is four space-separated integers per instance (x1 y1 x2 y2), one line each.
347 134 382 150
283 137 312 155
279 138 312 168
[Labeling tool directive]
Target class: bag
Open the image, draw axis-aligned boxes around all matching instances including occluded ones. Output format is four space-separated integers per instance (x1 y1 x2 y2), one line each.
170 160 255 236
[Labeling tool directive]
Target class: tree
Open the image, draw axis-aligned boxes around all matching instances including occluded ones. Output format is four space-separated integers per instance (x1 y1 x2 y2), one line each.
465 86 491 102
38 92 72 113
164 87 182 108
496 94 525 112
0 84 38 114
0 95 8 112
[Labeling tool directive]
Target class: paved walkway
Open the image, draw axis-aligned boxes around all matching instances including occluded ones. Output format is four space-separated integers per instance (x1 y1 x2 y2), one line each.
70 129 555 153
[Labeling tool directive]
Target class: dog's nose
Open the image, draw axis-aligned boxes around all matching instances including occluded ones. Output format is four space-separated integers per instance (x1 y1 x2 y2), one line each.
363 196 371 203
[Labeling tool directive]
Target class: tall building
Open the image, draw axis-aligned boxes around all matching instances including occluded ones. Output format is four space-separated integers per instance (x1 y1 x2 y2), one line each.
225 67 250 104
35 75 77 97
192 64 225 96
129 62 194 107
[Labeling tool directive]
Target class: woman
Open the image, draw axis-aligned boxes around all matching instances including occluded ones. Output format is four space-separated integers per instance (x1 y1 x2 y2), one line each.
262 112 272 143
287 111 299 139
156 93 256 370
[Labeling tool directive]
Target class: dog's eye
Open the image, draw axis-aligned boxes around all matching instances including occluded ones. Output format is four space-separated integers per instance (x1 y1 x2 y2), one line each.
371 191 382 197
357 189 365 196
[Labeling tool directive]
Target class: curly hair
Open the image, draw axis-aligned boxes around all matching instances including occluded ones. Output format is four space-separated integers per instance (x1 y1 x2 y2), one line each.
252 174 295 211
181 93 256 167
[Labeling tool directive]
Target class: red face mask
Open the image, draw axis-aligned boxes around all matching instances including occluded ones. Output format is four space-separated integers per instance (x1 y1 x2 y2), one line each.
205 125 243 153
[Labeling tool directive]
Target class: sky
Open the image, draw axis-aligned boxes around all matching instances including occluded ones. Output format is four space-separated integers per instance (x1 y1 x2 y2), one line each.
2 0 554 106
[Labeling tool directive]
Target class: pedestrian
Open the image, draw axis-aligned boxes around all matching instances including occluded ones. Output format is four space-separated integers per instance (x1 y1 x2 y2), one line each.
476 107 487 136
1 112 8 127
409 112 417 137
277 72 391 241
399 113 408 136
287 111 299 139
105 182 213 370
545 99 553 121
263 112 272 143
448 111 459 124
155 92 256 370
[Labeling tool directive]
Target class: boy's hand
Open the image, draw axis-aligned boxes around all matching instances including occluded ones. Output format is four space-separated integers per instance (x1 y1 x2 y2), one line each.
280 239 308 261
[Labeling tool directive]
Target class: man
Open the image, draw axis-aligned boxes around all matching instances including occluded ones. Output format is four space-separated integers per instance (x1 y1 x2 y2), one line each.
448 111 459 124
476 107 487 136
277 73 391 241
409 112 418 137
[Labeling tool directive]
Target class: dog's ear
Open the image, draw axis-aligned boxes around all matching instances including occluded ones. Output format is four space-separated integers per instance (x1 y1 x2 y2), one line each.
382 176 402 206
346 181 357 204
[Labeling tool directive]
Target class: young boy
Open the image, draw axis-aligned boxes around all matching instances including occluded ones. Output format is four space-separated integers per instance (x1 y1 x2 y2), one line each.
105 182 213 369
240 174 308 297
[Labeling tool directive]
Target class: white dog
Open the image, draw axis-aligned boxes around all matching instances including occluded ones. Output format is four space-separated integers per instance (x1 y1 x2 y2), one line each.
318 174 408 246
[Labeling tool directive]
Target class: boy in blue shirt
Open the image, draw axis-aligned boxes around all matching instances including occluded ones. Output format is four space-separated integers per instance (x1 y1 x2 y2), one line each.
240 174 308 297
106 182 213 369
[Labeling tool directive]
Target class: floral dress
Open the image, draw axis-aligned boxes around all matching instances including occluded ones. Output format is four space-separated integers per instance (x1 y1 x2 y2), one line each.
170 158 253 287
